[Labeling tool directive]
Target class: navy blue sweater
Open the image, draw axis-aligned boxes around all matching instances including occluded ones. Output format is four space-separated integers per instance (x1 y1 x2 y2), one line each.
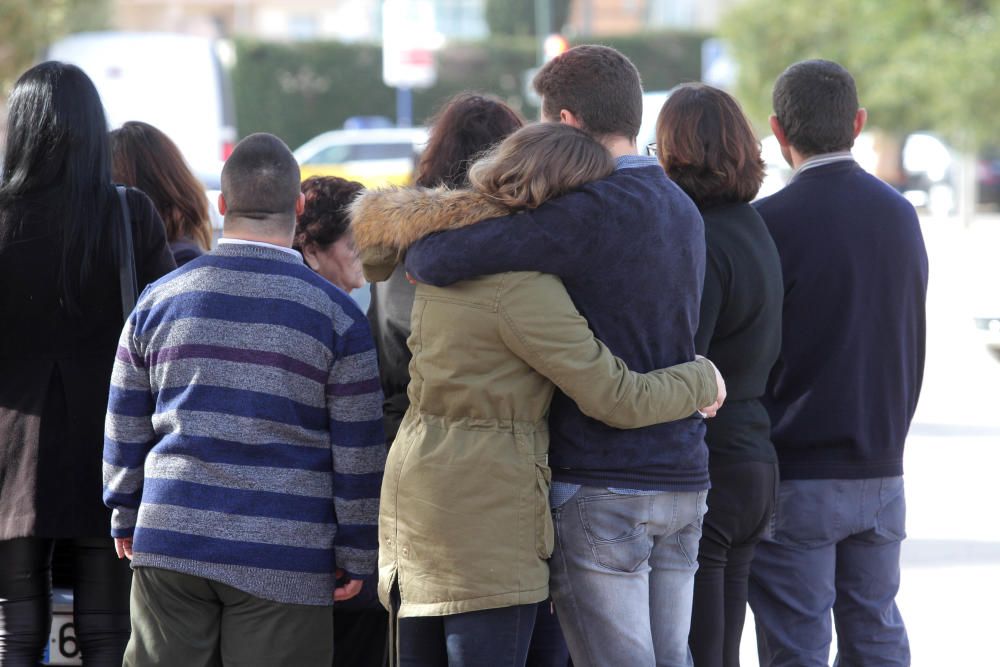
405 163 709 491
755 160 928 480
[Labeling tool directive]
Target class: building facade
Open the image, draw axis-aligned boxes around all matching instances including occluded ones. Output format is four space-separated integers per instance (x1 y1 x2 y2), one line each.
567 0 742 35
112 0 741 42
112 0 486 42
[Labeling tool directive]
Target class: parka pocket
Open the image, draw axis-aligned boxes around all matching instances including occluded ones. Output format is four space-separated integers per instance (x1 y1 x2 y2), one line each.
534 461 555 559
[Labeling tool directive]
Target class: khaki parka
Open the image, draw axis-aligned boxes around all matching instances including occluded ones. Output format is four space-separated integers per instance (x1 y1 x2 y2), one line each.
350 188 718 618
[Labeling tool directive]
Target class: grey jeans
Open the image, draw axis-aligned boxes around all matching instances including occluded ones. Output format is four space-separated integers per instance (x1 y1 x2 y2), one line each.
548 486 708 667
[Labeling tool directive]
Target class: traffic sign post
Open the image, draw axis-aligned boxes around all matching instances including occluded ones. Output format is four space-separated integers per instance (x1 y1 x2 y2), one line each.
382 0 439 126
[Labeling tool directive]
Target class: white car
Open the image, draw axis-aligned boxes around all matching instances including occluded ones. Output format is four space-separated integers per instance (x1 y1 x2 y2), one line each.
293 127 428 188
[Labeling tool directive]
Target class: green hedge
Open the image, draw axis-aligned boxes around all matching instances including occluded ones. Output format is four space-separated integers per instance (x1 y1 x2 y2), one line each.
232 31 706 149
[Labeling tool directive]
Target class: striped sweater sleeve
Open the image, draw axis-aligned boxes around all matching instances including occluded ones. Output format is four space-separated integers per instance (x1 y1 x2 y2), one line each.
103 313 157 538
328 316 387 579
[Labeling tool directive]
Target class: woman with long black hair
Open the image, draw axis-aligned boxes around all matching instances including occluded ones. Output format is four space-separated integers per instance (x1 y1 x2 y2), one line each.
0 62 175 665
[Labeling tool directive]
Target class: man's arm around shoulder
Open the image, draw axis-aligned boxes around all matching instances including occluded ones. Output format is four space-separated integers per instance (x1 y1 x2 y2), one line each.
405 187 609 286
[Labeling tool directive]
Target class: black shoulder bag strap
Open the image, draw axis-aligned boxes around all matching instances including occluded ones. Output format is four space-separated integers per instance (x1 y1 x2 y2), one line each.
116 186 138 323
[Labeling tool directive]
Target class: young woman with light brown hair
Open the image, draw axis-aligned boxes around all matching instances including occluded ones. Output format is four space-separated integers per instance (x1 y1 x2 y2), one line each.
361 92 526 667
110 121 213 266
350 121 725 667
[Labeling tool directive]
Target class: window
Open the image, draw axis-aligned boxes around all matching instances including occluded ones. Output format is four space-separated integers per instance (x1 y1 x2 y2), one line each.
305 143 415 165
306 144 351 165
436 0 488 40
352 143 416 160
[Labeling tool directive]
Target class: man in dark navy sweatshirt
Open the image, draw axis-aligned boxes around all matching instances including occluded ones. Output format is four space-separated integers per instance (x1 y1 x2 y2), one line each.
747 60 928 667
405 46 715 667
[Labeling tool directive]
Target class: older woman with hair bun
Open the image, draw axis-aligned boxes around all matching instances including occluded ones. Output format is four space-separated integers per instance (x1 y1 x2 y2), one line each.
296 175 380 667
294 175 366 293
110 121 213 266
654 83 783 667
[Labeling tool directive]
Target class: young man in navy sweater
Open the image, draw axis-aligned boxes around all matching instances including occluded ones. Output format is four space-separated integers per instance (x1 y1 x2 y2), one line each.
748 60 928 667
405 46 715 667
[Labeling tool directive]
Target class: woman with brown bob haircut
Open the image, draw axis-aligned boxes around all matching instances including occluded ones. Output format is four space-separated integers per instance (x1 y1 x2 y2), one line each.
111 121 213 266
350 122 723 667
656 83 783 667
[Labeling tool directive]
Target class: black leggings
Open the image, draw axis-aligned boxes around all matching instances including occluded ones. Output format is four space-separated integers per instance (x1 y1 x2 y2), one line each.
689 460 778 667
398 602 537 667
0 537 132 666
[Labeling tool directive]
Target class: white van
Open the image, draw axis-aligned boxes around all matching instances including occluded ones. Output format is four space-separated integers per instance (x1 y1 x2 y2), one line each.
46 32 237 180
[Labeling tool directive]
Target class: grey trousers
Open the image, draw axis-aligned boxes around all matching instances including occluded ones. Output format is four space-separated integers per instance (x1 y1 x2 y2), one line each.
124 566 334 667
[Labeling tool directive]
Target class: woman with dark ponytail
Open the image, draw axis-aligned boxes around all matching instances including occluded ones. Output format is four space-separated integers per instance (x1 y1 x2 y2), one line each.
0 62 175 665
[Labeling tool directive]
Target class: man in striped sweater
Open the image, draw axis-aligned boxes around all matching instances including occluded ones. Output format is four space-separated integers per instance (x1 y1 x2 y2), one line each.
103 133 386 665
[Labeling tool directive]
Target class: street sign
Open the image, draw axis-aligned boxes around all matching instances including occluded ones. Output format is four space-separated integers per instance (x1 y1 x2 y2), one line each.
382 0 438 89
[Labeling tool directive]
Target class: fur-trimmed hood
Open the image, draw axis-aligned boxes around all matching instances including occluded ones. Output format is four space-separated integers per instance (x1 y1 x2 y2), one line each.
349 187 510 282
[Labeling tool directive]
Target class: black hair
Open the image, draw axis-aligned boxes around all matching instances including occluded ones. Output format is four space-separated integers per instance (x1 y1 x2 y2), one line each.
221 133 301 221
772 59 859 156
0 61 114 316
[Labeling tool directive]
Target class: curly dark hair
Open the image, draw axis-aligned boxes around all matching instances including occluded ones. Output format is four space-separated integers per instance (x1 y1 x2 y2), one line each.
416 93 523 188
533 45 643 140
294 176 364 250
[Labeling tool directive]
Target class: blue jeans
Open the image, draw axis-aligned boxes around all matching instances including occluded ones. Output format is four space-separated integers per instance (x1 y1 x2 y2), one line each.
748 477 910 667
549 486 708 667
526 601 569 667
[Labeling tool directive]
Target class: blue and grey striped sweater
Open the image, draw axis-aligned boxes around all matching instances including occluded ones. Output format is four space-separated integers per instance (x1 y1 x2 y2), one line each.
103 242 386 605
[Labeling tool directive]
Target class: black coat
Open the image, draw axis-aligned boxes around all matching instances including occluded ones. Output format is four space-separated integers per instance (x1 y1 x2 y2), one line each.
0 188 176 539
366 264 415 445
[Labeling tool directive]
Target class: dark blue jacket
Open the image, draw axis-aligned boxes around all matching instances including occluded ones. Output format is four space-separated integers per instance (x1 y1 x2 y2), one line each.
405 164 709 490
755 160 928 480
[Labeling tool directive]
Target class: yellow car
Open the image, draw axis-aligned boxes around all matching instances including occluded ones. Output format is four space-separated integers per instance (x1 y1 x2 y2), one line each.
293 127 428 187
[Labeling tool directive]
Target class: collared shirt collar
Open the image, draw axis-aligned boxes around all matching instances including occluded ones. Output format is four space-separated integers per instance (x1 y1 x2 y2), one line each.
615 154 659 171
788 151 855 183
217 237 302 260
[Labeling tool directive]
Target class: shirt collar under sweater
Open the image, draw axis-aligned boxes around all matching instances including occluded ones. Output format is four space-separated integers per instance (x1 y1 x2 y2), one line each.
615 154 659 171
787 151 855 184
216 237 302 261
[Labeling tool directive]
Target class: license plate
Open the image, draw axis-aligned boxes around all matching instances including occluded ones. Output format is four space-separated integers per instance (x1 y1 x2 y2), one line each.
44 590 82 665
